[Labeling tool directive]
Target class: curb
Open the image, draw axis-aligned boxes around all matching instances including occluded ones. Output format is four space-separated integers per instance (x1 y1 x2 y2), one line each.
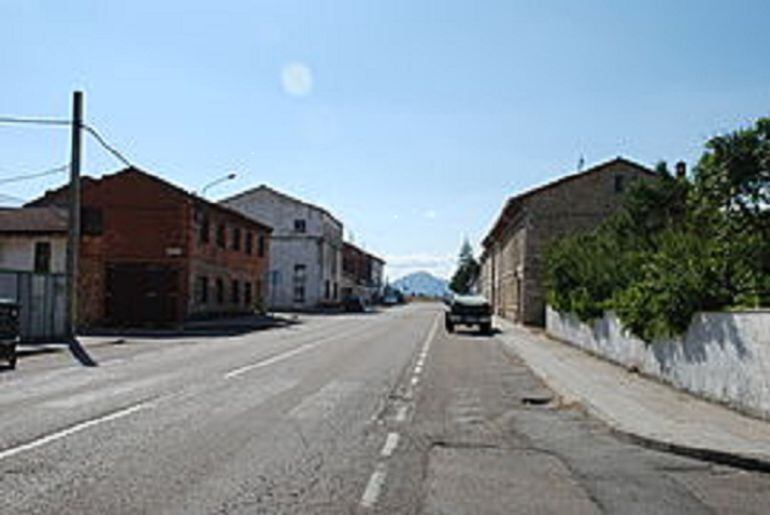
495 327 770 473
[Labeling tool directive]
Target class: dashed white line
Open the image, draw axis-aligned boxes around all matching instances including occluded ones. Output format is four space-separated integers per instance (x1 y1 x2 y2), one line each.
414 365 423 375
410 376 420 387
224 343 319 379
360 463 388 508
395 405 409 422
380 432 400 457
0 401 150 461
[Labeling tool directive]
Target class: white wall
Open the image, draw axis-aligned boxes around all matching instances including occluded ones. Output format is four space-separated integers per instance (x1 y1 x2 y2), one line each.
547 306 770 420
224 188 342 309
0 235 67 273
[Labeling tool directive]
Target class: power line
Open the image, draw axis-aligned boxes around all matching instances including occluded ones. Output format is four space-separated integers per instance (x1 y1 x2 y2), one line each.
0 114 134 167
83 124 132 167
0 164 69 186
0 116 71 127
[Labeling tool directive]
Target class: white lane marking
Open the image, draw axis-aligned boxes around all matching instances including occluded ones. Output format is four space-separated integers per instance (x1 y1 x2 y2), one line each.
224 343 316 379
360 463 387 508
395 405 409 422
380 432 400 457
224 322 373 379
410 376 420 387
414 365 423 375
0 402 149 461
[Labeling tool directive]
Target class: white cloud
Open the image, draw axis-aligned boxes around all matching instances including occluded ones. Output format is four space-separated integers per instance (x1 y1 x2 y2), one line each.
424 209 437 219
383 253 456 281
281 62 313 96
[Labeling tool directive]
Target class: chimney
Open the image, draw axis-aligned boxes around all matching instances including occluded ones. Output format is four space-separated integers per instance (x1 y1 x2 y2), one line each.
675 161 687 179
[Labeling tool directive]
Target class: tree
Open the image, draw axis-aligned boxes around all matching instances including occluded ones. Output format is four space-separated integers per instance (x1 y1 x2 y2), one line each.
545 117 770 341
449 239 480 294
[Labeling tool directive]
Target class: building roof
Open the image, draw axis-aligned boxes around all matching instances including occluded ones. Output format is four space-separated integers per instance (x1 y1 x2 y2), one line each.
482 157 655 248
221 184 343 228
25 167 272 233
0 206 67 234
343 240 385 265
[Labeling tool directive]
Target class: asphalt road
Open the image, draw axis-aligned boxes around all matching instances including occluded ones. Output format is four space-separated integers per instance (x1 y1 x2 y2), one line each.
1 303 770 514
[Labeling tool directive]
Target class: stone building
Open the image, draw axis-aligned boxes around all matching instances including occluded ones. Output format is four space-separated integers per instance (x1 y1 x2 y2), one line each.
341 242 385 304
221 185 343 310
28 168 272 327
480 157 655 326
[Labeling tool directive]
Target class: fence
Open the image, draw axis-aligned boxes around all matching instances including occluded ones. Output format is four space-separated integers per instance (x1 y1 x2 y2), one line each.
0 270 67 342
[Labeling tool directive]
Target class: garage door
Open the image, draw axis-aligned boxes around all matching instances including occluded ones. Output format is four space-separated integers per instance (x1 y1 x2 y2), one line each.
105 263 180 327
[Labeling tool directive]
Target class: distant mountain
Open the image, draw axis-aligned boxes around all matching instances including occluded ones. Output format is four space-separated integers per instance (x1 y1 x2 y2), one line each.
392 271 450 298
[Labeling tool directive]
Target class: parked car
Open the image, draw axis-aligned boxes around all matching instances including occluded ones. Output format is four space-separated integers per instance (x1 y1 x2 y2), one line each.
342 295 366 312
0 299 20 369
444 294 493 335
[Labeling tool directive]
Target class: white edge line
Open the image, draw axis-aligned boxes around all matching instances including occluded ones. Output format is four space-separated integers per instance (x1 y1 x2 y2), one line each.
380 432 400 457
0 402 149 461
360 464 388 508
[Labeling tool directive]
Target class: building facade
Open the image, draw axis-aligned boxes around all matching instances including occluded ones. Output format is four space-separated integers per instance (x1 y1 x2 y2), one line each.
480 157 655 326
28 168 272 327
221 185 343 310
0 207 67 274
341 242 385 304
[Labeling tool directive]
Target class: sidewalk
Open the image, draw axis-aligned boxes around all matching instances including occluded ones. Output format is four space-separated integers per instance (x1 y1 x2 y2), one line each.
495 316 770 471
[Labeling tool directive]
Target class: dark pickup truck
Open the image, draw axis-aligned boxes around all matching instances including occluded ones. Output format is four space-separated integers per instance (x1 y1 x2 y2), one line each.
444 294 493 335
0 299 19 369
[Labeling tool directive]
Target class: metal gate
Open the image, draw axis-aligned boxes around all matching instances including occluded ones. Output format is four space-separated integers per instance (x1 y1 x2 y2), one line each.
0 270 67 342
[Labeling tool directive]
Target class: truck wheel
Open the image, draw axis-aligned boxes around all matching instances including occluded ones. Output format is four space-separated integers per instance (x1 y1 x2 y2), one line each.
8 353 16 370
480 323 492 335
445 318 454 333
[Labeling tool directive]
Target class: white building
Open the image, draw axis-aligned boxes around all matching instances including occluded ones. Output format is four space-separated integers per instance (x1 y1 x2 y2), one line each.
0 207 67 274
221 186 343 310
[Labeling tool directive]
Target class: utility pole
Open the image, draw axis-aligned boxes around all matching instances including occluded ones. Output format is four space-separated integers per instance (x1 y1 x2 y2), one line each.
66 91 83 338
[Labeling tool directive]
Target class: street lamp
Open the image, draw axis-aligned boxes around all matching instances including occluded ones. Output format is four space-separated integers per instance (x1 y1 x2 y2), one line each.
200 172 237 197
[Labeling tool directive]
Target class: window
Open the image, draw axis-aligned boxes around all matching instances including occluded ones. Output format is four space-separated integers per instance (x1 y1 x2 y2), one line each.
232 227 241 251
614 175 625 194
294 219 306 233
325 280 330 299
244 281 252 306
81 207 103 235
216 224 226 248
293 264 306 303
199 214 210 244
245 232 253 255
293 285 306 303
257 235 266 258
333 282 338 300
215 277 224 304
34 242 51 273
231 279 240 304
197 276 209 304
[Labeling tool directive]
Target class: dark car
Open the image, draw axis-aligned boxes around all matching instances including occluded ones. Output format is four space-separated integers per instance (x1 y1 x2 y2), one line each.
444 294 493 335
0 299 20 369
342 295 366 313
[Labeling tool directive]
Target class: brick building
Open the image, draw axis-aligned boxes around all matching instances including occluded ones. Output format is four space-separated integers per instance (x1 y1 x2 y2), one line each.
28 168 272 327
341 242 385 304
480 157 655 326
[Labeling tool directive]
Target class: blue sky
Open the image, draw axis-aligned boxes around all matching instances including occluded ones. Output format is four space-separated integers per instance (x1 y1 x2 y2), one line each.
1 1 769 279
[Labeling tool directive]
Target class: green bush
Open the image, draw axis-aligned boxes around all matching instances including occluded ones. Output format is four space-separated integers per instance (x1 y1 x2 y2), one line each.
544 118 769 342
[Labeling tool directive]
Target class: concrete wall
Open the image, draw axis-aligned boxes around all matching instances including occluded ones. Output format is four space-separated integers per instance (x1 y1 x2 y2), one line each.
546 306 770 420
0 235 67 273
